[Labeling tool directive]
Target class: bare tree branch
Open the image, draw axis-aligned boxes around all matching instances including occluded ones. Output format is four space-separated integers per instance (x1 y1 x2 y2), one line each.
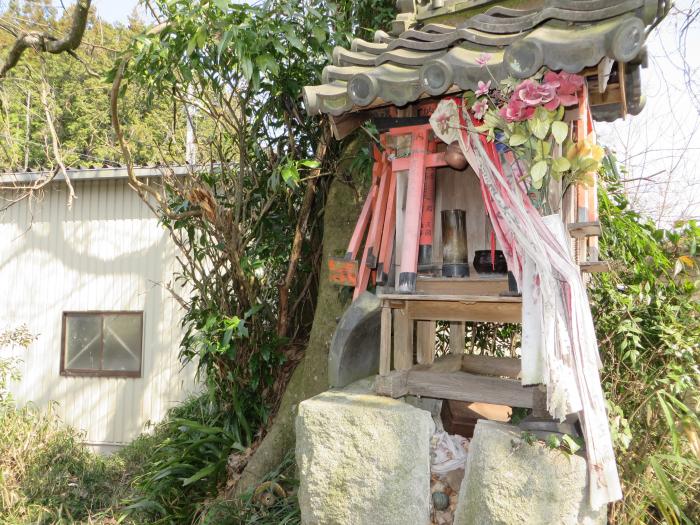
0 0 92 79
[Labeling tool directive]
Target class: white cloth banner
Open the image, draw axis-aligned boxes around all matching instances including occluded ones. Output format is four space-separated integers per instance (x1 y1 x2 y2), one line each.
429 99 621 509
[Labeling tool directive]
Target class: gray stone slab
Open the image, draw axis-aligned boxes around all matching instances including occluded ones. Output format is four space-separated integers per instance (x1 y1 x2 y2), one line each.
296 380 435 525
454 420 606 525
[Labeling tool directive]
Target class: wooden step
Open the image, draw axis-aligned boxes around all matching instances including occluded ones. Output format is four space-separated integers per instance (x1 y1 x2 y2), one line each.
568 221 601 238
579 260 611 273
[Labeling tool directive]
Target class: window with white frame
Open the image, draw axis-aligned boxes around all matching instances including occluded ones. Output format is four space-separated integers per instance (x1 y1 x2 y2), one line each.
61 312 143 377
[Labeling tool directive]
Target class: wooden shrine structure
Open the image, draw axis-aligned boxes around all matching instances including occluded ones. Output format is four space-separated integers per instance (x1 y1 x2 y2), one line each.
303 0 668 407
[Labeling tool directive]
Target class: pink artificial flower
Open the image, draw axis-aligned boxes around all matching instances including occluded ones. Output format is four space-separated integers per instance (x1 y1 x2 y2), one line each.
472 98 488 120
476 53 492 67
475 80 491 96
513 79 556 107
499 98 535 122
544 70 584 106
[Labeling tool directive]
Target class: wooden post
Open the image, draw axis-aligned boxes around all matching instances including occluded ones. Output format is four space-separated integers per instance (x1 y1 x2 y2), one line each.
366 155 391 269
377 167 397 285
379 305 392 376
397 128 428 293
418 138 436 268
449 321 465 355
393 306 414 370
416 320 436 364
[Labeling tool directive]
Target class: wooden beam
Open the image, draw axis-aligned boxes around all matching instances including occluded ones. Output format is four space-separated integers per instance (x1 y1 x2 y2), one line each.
379 305 392 376
375 370 409 397
416 320 436 365
449 321 465 354
461 354 521 379
392 152 447 171
568 221 601 238
413 353 462 372
415 276 508 295
579 260 611 273
406 299 521 324
393 307 414 370
403 370 534 408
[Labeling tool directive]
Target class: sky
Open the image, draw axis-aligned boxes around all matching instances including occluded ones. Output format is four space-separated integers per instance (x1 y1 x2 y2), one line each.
33 0 700 225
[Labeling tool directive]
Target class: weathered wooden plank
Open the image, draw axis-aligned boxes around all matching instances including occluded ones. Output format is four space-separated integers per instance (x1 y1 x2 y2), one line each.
461 354 521 379
416 320 436 365
415 276 508 295
413 353 462 372
567 221 601 238
405 371 534 408
375 370 409 398
393 307 414 370
449 321 465 354
407 299 521 324
379 305 392 376
377 293 521 302
579 260 611 273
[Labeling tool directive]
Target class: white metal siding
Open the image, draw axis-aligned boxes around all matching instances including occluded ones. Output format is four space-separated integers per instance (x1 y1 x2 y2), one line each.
0 179 198 445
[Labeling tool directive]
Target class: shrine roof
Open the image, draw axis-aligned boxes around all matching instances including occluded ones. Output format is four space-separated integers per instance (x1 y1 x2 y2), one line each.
302 0 669 120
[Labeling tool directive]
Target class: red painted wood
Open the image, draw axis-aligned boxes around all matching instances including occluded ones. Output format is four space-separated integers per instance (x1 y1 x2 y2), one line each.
419 138 437 265
397 128 428 292
346 183 377 260
391 152 447 171
377 166 397 284
366 155 391 268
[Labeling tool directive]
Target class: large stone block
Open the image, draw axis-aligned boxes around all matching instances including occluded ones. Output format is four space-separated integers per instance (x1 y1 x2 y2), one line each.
296 379 435 525
454 420 606 525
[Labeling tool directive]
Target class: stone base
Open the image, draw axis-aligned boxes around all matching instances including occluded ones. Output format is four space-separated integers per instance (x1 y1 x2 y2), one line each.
296 379 435 525
454 420 606 525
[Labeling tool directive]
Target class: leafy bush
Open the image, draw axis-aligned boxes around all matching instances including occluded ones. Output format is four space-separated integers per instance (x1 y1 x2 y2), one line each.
0 403 126 524
123 394 245 524
592 155 699 524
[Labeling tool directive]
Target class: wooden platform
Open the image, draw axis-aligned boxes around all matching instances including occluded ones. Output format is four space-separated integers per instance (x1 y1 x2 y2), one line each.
375 354 533 408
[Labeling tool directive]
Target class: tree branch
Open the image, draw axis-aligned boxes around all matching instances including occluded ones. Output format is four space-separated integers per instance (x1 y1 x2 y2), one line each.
0 1 92 79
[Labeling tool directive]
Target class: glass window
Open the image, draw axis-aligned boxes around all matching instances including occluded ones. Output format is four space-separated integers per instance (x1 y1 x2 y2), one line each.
62 312 143 377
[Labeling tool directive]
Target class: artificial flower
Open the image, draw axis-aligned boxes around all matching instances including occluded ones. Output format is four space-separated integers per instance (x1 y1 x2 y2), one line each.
544 70 584 106
472 98 488 119
475 80 491 96
476 53 492 67
499 98 535 122
513 79 557 107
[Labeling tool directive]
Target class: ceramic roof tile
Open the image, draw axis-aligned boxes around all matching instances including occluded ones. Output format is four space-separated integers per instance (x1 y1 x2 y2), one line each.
303 0 669 118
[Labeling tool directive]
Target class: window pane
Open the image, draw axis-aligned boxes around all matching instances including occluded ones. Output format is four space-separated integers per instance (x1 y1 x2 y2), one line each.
65 316 101 370
103 315 142 372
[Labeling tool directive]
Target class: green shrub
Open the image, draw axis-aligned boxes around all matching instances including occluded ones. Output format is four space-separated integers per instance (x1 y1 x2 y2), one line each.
0 403 126 524
593 155 700 524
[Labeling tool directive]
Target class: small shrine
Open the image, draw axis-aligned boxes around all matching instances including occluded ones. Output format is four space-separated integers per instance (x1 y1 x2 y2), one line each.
301 0 669 517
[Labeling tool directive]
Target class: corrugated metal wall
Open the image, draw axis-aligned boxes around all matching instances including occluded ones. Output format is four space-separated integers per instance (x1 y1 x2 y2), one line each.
0 179 198 445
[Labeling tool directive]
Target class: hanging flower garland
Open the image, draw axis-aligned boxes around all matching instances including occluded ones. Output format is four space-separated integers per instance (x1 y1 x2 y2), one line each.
458 56 605 198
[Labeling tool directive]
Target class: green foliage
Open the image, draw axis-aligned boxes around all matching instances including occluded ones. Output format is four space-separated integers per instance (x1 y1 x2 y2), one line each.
592 154 700 524
194 452 300 525
122 395 244 524
0 403 127 524
0 1 174 168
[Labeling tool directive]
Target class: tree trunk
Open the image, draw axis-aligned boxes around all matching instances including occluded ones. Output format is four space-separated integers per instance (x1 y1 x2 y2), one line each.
235 177 362 495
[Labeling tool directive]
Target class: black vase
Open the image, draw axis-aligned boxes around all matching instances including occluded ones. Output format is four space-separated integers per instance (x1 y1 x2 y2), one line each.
472 249 508 274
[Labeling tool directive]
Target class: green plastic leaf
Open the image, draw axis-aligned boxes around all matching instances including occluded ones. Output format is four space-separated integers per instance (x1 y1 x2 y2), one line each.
508 134 528 147
551 121 569 144
530 160 548 188
551 157 571 172
528 118 550 140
